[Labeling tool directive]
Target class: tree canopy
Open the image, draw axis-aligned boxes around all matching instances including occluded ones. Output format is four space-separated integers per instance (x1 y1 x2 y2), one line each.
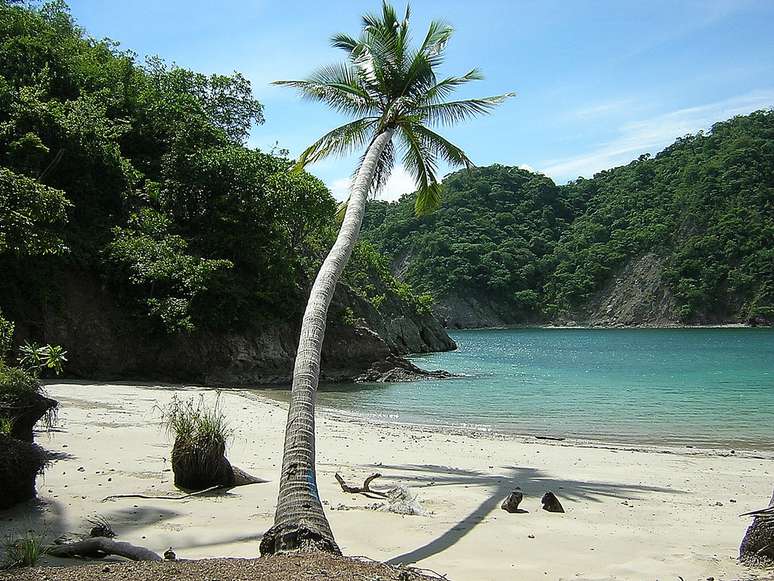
365 110 774 323
0 0 426 336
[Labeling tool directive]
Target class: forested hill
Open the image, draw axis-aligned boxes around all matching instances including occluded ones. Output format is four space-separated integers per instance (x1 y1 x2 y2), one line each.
0 1 454 384
364 110 774 328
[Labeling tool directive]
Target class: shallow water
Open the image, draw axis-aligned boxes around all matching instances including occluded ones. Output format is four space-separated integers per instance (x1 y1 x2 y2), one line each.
263 328 774 450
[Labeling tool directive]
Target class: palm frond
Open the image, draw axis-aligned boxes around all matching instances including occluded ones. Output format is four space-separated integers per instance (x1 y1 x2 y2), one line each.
418 69 484 104
398 124 442 216
273 64 378 117
417 93 515 126
412 123 475 170
293 117 378 169
331 32 360 52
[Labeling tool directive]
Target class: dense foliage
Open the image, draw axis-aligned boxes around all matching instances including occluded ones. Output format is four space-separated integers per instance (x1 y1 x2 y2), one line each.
364 165 574 316
365 111 774 323
0 1 424 339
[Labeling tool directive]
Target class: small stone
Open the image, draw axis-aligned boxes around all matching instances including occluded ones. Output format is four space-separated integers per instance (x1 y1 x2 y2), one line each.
501 488 524 513
77 466 85 472
541 491 565 513
102 565 111 573
528 534 535 539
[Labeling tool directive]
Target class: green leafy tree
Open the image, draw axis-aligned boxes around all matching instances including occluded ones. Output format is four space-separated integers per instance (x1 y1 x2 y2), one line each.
262 1 512 554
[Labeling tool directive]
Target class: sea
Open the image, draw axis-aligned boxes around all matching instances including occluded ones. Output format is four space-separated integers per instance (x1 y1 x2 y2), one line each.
264 328 774 451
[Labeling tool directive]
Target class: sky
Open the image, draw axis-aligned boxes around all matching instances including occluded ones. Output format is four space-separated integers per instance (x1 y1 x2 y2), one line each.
66 0 774 201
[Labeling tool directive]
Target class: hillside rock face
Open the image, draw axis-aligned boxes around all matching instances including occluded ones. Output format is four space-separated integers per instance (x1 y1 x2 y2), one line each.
434 294 531 329
564 253 681 327
16 271 455 386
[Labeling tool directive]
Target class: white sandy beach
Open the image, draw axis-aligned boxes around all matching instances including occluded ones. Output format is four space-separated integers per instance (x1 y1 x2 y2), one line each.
3 382 772 581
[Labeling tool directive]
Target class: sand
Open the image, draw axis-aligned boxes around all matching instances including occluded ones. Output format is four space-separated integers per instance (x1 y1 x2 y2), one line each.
2 381 772 581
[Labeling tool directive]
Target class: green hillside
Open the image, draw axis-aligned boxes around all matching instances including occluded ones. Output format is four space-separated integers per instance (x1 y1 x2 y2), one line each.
364 110 774 326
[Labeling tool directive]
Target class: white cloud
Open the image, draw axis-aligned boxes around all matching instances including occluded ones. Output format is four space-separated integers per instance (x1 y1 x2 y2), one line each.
518 163 537 173
328 164 416 202
568 99 637 121
541 89 774 182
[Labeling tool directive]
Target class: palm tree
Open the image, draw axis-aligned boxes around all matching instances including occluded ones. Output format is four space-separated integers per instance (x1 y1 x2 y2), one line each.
260 1 513 555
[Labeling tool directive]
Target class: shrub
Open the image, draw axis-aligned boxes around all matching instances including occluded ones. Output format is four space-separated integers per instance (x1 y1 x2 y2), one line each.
1 530 47 569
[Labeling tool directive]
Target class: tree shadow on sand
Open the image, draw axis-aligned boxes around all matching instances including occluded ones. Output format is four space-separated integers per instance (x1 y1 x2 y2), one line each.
374 463 685 566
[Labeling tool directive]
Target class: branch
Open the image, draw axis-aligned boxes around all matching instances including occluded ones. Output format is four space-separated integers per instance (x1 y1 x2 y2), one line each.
47 538 162 561
335 472 388 498
102 485 224 502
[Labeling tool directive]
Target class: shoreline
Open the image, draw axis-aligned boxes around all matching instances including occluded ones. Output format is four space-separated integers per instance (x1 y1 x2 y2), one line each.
47 380 774 457
442 322 761 331
247 389 774 459
11 381 771 580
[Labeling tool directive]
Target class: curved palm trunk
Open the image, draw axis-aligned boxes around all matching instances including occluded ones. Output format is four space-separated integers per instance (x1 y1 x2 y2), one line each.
261 128 394 555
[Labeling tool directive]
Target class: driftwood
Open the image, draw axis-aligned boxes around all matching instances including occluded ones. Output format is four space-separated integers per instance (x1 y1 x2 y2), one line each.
740 487 774 565
47 537 162 561
541 491 565 513
335 472 388 498
102 484 224 502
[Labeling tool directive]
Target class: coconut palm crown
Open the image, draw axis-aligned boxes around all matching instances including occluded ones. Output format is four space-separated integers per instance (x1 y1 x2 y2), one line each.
275 2 514 215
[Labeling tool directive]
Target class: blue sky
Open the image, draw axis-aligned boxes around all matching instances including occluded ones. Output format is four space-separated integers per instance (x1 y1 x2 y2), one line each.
67 0 774 200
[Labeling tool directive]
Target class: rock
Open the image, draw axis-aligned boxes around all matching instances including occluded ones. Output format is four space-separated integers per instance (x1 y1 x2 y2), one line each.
355 355 455 383
541 491 565 513
501 488 524 513
17 268 455 386
0 434 48 509
164 547 176 561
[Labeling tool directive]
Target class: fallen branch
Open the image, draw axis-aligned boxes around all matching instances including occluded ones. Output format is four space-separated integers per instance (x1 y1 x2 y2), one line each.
335 472 388 498
47 537 162 561
102 485 224 502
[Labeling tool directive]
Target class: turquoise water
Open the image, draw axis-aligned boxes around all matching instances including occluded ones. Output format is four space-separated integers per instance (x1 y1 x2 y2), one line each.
268 329 774 450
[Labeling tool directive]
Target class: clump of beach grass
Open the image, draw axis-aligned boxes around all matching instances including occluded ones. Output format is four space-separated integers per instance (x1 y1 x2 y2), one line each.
162 394 233 456
1 531 47 569
161 395 236 490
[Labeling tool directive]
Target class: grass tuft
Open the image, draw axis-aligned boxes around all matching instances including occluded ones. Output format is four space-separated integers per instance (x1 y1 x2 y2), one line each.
161 395 233 465
1 531 47 569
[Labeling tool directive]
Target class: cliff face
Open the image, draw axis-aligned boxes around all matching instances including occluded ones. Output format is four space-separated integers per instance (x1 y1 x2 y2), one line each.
559 253 681 327
14 270 455 386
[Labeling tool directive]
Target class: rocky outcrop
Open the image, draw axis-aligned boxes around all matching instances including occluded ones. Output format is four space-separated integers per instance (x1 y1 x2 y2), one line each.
355 355 455 383
433 293 537 329
565 253 680 327
13 270 454 386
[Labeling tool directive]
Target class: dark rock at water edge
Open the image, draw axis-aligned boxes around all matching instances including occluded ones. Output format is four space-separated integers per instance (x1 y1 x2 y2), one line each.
355 355 455 383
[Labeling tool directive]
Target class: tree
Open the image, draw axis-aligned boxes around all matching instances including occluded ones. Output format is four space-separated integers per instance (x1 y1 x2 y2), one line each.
261 1 512 555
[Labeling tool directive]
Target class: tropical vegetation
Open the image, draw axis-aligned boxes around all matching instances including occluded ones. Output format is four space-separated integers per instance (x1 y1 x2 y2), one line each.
364 110 774 324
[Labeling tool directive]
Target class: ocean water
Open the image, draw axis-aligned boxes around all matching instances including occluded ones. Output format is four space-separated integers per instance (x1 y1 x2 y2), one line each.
266 328 774 450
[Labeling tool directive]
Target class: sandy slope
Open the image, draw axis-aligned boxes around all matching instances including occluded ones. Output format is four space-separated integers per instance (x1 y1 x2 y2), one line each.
2 382 772 581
